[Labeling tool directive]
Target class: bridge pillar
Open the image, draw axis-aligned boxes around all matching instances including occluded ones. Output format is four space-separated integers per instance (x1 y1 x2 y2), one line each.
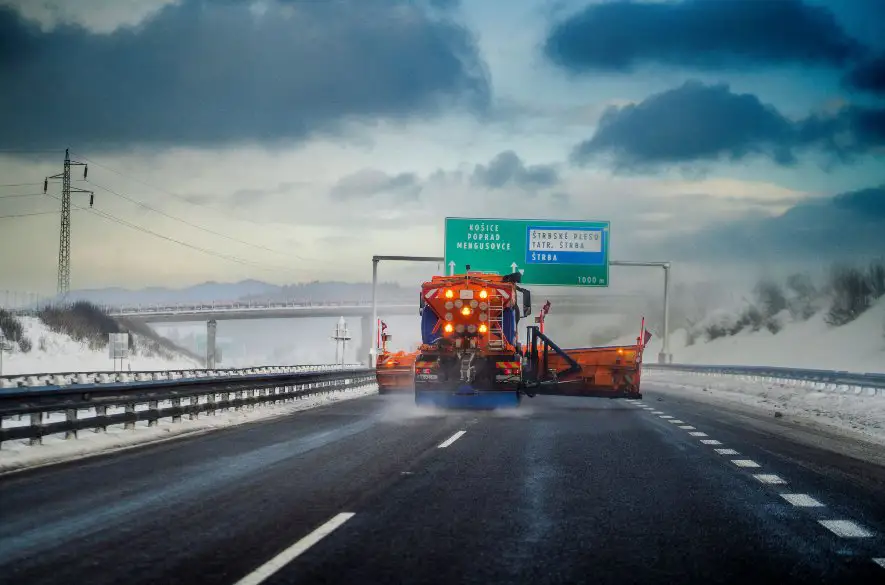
358 314 373 366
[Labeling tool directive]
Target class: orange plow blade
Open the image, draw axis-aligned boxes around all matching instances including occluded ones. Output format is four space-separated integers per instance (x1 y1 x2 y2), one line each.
375 351 417 394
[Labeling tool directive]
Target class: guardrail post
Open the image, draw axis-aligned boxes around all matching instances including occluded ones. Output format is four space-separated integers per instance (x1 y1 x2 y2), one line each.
29 412 43 445
208 392 216 416
65 408 78 439
189 396 198 420
125 404 136 430
148 400 159 427
172 397 182 423
95 405 107 432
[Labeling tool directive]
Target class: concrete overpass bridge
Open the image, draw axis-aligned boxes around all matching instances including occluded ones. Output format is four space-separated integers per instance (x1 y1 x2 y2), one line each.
104 295 648 365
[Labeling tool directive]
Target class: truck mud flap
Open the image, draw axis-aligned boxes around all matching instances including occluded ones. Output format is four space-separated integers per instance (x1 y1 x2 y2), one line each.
415 387 521 410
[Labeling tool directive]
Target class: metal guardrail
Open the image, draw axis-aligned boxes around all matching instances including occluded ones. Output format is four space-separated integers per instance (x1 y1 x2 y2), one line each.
0 366 376 447
644 363 885 397
0 364 363 389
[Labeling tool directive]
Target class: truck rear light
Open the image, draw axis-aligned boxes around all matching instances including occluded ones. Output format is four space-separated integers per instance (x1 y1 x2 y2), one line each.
479 324 487 333
445 289 454 299
461 306 471 316
504 368 512 375
444 323 453 333
479 289 488 299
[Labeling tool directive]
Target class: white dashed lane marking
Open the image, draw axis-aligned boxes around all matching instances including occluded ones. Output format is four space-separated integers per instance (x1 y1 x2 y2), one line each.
818 520 873 538
651 411 664 414
438 431 466 449
754 474 787 485
715 448 739 455
659 415 674 419
234 513 355 585
669 419 684 424
700 439 722 445
679 426 695 430
873 558 885 569
732 459 761 468
780 494 823 507
689 432 708 437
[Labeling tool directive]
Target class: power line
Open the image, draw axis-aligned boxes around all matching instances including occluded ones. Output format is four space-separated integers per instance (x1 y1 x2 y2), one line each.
0 182 43 188
43 192 307 275
0 210 72 220
71 151 316 262
0 192 44 199
84 178 302 258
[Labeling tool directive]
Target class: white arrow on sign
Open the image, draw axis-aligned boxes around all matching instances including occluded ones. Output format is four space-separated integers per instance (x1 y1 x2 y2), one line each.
448 261 455 276
510 262 525 276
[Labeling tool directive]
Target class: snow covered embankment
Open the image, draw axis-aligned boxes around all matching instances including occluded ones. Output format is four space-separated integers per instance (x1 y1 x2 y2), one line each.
621 298 885 375
2 316 200 375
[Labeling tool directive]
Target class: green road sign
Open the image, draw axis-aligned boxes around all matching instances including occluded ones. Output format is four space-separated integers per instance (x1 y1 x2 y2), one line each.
444 217 610 287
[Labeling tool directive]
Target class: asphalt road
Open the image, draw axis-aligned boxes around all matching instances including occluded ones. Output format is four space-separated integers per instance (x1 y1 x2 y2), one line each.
1 383 883 584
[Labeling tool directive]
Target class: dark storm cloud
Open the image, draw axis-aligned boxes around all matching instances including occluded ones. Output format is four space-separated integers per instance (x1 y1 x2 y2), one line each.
571 81 885 171
0 0 490 149
544 0 863 73
470 150 559 189
845 53 885 94
330 169 423 201
660 185 885 262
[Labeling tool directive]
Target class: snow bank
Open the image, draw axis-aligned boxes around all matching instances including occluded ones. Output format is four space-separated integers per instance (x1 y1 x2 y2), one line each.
2 317 201 375
0 383 378 474
645 370 885 447
621 298 885 374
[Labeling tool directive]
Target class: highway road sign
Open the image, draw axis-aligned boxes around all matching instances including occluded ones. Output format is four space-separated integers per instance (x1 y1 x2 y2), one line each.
444 217 610 287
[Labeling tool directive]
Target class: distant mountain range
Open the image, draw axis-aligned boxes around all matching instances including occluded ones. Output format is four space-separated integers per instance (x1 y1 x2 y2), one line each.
67 280 414 306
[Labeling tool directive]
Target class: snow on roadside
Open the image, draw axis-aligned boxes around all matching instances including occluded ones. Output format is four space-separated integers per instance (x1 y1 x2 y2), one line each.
2 317 200 375
0 383 378 474
645 369 885 446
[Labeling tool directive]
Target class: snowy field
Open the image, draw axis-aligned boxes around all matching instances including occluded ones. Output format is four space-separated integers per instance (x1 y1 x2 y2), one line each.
2 317 201 375
0 383 378 474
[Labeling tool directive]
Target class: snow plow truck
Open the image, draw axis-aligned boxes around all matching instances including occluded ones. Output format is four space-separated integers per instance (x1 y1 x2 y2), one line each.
407 270 650 409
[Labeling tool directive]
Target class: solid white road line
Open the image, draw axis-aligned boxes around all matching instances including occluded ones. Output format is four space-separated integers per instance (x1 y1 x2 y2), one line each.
818 520 873 538
753 474 787 484
234 513 355 585
715 448 739 455
732 459 761 468
700 439 722 445
438 430 466 448
780 493 823 507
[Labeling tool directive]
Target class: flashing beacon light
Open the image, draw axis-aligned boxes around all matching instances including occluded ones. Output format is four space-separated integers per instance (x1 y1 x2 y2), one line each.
479 324 488 333
444 323 454 333
479 289 488 299
461 306 471 316
445 289 454 299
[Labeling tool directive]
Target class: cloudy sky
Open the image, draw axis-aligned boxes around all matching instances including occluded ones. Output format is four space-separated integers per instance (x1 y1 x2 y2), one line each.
1 0 883 295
